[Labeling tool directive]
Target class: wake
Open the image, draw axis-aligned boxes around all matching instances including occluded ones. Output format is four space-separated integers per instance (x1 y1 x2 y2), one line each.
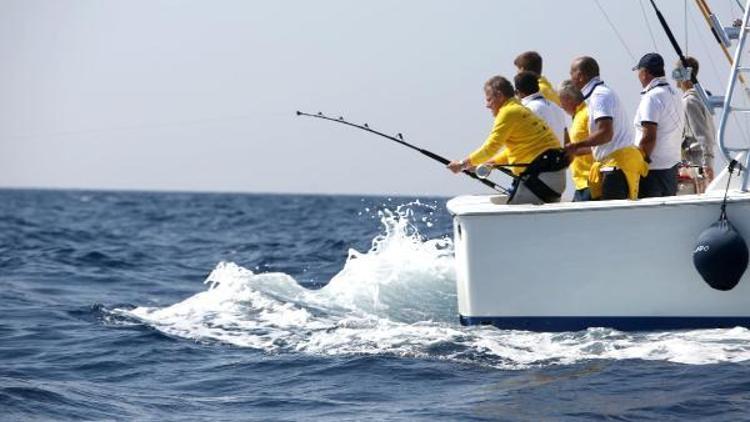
114 203 750 369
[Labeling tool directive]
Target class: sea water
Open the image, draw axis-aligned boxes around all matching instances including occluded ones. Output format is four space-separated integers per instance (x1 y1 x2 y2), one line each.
2 189 750 420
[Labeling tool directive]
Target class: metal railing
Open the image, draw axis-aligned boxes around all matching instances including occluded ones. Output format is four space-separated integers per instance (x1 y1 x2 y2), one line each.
718 0 750 191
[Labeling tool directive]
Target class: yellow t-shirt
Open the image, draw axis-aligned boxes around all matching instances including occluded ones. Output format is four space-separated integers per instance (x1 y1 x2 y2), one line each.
589 146 648 200
538 75 561 106
468 98 560 176
569 103 594 190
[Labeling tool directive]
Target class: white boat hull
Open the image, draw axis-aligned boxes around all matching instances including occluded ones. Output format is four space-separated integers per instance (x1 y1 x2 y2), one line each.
447 192 750 331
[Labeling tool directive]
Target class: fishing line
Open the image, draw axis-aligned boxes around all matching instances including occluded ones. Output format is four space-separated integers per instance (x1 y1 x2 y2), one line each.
685 0 689 53
593 0 637 63
4 114 261 139
640 0 661 53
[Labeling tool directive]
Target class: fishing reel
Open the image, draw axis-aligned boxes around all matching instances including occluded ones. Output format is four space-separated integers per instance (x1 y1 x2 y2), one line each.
475 163 493 179
672 65 693 82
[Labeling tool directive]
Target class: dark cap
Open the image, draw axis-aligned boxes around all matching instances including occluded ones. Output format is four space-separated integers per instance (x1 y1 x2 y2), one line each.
632 52 665 74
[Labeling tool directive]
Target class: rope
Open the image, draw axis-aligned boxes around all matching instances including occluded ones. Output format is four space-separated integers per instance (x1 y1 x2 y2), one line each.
685 0 689 54
720 159 739 220
640 0 661 53
593 0 637 62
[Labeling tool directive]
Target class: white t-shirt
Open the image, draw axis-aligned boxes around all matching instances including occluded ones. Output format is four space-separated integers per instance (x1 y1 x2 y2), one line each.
633 77 685 170
582 77 634 161
521 92 567 144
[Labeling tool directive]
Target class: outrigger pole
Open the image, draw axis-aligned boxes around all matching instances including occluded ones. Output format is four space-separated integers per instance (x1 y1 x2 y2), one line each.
695 0 737 64
296 111 509 194
693 0 750 97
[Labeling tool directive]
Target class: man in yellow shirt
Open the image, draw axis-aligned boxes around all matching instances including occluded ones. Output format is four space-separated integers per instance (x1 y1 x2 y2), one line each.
558 79 594 201
447 76 565 204
514 51 561 106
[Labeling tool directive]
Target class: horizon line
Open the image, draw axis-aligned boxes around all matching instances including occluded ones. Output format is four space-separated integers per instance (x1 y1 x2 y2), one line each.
0 185 453 199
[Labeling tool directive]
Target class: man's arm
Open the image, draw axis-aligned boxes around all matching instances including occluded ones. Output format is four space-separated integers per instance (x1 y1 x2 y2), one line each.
564 117 613 155
448 109 513 173
637 122 657 161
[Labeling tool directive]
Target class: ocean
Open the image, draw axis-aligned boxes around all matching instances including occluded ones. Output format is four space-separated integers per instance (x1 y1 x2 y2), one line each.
2 188 750 421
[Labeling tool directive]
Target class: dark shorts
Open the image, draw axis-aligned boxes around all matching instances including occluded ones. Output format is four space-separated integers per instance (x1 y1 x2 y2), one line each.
601 169 630 200
573 188 591 202
639 165 679 198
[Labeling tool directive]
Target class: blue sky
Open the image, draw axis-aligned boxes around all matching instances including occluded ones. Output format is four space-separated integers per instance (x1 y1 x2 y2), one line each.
1 0 744 195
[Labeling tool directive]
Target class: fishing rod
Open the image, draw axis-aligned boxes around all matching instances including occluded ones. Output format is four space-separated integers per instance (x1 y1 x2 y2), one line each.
650 0 697 81
296 110 510 194
648 0 718 109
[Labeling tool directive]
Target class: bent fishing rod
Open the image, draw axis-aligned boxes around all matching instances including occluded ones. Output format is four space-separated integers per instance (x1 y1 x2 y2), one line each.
296 110 509 194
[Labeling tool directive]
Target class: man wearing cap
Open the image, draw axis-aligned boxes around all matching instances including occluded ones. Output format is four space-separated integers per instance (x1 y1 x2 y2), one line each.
564 56 647 200
632 52 685 198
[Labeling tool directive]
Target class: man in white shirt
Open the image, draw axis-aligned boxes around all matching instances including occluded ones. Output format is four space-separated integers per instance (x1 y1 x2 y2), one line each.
564 56 644 200
632 53 685 198
514 71 567 143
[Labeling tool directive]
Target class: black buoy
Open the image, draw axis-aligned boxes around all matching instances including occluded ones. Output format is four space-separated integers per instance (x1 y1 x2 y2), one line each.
693 218 748 291
693 160 749 291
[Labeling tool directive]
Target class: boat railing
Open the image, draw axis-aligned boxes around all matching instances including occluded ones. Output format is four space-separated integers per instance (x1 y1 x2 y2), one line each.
718 0 750 191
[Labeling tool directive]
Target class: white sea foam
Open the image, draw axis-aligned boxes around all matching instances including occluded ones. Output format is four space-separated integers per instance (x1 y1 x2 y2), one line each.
118 204 750 369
